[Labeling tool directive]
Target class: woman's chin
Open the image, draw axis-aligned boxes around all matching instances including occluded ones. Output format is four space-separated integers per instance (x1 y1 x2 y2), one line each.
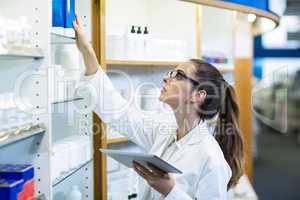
159 94 165 102
159 94 171 106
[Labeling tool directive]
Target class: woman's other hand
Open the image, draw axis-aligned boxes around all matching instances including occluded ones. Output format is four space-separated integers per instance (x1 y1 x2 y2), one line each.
73 13 91 53
133 161 175 197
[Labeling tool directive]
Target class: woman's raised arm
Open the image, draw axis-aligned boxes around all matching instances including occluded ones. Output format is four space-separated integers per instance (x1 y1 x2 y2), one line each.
73 15 173 151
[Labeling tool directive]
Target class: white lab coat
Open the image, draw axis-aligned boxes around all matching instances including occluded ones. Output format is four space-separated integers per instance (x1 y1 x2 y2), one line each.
81 68 232 200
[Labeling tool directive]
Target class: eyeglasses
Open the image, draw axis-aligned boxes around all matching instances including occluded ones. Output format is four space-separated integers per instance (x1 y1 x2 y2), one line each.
166 69 225 86
167 70 199 86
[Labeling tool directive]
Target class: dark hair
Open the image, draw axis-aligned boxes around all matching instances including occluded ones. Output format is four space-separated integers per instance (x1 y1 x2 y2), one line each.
190 59 244 189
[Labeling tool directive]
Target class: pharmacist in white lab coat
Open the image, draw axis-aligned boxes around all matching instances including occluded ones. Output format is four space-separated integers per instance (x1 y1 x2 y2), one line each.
73 15 244 200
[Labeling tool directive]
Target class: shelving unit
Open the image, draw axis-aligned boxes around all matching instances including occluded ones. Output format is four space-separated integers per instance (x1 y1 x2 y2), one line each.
92 1 280 199
0 0 94 199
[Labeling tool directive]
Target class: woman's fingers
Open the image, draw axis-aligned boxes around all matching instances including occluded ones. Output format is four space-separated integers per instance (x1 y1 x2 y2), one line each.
75 12 83 27
73 13 83 32
146 162 167 177
73 20 79 31
133 161 155 178
133 162 151 180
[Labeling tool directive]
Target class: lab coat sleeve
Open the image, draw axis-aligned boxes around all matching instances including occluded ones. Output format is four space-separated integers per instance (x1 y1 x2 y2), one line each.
80 67 159 151
164 184 193 200
164 158 230 200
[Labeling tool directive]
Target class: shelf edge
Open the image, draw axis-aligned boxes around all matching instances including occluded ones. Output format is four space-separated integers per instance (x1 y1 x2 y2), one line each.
52 159 93 187
107 137 129 144
105 60 183 66
0 126 45 149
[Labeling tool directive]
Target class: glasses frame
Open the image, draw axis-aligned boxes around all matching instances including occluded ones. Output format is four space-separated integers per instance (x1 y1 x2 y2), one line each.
167 70 200 86
167 69 225 86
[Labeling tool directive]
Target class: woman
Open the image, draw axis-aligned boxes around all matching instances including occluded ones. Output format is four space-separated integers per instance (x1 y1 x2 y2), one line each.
73 14 244 200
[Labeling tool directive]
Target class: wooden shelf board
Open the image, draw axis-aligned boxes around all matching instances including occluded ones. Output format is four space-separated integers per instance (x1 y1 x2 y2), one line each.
107 137 129 144
106 60 234 73
105 60 183 66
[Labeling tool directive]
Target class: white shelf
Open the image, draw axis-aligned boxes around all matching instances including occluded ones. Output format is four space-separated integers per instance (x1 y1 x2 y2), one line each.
106 60 182 67
0 47 44 60
0 126 45 149
52 159 93 187
51 32 76 44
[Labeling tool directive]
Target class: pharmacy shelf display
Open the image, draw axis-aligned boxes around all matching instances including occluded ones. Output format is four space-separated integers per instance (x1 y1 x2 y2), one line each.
102 0 237 145
0 0 94 199
94 0 280 199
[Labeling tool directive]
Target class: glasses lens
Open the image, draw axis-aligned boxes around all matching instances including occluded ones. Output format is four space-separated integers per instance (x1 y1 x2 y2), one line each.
174 71 185 80
167 70 185 80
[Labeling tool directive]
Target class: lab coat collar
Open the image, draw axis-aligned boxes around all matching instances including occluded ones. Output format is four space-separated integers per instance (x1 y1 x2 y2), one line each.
174 120 209 149
166 121 210 164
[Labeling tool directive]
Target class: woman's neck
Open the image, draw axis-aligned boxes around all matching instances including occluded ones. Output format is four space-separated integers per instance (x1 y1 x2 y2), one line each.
174 109 200 141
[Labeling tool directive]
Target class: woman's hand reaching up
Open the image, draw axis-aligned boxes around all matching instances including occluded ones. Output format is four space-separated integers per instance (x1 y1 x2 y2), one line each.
73 13 99 75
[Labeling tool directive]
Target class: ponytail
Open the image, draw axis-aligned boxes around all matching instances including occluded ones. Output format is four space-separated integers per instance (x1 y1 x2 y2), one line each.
190 59 244 189
215 83 244 189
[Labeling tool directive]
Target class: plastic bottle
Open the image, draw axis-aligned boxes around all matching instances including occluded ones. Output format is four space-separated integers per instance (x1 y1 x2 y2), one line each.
19 16 32 47
55 44 80 80
126 25 136 60
67 186 82 200
135 26 144 60
6 19 18 47
143 26 150 60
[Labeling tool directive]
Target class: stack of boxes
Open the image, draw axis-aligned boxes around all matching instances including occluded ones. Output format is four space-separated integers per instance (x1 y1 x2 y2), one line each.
0 164 35 200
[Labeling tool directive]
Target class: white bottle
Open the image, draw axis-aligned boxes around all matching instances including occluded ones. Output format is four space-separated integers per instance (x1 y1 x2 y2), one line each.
135 26 144 60
19 16 32 47
68 185 82 200
55 44 80 80
143 26 150 61
126 26 137 60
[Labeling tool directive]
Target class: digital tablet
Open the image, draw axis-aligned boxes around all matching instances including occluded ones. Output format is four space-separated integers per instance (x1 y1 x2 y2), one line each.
100 148 183 174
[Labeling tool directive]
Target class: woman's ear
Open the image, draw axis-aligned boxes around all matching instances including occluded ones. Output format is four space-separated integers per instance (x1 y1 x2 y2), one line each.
191 90 207 104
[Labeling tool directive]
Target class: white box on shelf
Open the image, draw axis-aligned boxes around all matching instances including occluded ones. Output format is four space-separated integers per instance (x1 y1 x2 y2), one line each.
65 137 82 169
145 38 188 61
106 34 126 60
52 142 70 179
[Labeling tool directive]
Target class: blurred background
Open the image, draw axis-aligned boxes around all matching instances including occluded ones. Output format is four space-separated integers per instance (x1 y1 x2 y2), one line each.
252 0 300 199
